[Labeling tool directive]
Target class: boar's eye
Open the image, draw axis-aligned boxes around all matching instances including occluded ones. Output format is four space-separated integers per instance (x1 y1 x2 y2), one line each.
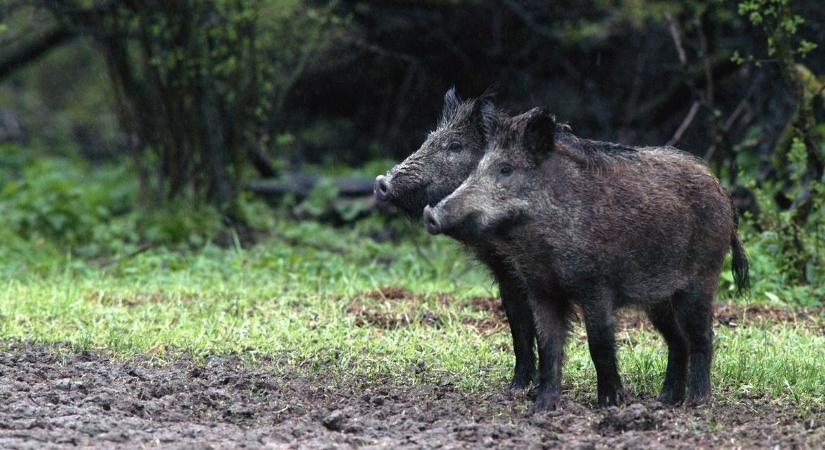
448 141 463 152
498 164 513 178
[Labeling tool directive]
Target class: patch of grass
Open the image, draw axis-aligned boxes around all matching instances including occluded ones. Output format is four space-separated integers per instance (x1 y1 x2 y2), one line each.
1 220 822 407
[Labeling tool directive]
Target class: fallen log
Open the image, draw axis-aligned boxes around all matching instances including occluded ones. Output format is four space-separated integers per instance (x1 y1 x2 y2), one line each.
246 173 376 200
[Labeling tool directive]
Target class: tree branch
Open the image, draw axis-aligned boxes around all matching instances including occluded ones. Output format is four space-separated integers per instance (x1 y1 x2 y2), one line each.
664 13 687 66
667 101 700 146
628 53 737 125
0 27 74 79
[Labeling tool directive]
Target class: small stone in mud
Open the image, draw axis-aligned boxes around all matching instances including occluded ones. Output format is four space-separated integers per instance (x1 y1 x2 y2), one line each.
53 378 74 390
222 406 254 420
323 409 345 431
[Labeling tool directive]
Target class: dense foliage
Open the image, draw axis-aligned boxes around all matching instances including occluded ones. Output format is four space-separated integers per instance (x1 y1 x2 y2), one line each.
0 0 823 303
14 0 342 208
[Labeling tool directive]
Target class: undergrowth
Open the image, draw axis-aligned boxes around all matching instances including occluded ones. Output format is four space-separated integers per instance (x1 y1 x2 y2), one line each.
0 144 822 406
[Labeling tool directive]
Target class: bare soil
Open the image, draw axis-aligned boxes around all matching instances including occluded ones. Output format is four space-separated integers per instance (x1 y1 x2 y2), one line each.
348 287 824 336
1 342 822 449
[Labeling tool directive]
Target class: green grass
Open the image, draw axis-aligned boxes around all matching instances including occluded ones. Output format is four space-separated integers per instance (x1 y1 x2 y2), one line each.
1 219 823 407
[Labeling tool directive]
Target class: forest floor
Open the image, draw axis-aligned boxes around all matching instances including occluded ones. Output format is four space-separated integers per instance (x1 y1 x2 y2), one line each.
1 222 823 448
1 341 823 450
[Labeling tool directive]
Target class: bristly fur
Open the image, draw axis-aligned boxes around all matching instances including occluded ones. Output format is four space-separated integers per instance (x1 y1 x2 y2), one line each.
438 86 502 138
440 87 462 125
555 133 639 169
496 108 637 170
478 92 499 142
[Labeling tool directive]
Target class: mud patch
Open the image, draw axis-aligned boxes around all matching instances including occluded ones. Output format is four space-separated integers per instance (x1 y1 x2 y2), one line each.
1 342 822 449
348 290 823 335
463 295 823 334
715 304 824 334
462 296 509 334
345 291 503 333
346 287 443 329
462 316 508 335
457 296 824 334
366 286 416 301
347 304 417 329
465 296 506 317
606 304 825 335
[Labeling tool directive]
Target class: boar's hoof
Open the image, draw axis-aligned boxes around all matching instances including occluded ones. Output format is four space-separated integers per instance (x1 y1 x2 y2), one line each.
657 389 685 406
508 365 535 391
684 392 711 407
531 390 561 413
508 375 532 391
597 387 626 408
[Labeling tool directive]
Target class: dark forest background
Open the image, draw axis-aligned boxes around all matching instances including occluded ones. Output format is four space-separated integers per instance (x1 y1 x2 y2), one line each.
0 0 823 301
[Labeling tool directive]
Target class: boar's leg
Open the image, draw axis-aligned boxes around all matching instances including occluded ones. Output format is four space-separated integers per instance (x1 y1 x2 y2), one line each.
673 284 715 405
494 272 536 390
647 300 689 405
527 291 569 413
581 293 625 407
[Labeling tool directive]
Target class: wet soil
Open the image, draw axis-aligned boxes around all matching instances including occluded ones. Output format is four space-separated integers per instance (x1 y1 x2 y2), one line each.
1 342 821 449
347 287 824 336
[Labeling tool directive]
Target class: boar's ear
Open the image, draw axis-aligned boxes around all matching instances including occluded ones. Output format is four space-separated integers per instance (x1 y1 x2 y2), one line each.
522 107 556 157
471 90 499 143
441 87 462 124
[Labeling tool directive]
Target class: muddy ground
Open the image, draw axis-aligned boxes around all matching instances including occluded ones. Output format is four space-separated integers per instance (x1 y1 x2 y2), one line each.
348 287 825 337
1 342 821 449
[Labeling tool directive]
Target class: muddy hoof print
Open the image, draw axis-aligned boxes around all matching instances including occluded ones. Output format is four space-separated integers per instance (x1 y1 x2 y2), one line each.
596 403 659 433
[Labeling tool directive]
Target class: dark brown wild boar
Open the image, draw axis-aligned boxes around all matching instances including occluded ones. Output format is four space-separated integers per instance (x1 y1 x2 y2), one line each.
424 107 749 412
374 89 540 389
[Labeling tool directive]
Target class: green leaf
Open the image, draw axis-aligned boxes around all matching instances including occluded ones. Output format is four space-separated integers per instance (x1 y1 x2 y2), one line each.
798 40 818 55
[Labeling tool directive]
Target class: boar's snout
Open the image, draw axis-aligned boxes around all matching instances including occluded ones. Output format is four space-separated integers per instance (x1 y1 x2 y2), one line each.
374 175 391 201
423 205 443 235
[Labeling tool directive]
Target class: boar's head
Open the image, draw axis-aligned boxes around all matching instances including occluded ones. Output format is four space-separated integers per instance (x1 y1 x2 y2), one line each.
424 107 557 239
374 88 502 218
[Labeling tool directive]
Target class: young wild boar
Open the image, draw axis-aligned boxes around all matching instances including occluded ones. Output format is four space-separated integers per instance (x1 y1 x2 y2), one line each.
424 108 749 412
374 89 540 389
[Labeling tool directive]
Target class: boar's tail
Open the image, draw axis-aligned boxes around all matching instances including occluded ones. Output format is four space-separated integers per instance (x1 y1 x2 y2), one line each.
730 204 750 296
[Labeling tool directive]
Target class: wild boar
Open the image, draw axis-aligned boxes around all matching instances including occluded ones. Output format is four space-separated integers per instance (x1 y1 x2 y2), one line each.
374 89 539 389
424 107 749 412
